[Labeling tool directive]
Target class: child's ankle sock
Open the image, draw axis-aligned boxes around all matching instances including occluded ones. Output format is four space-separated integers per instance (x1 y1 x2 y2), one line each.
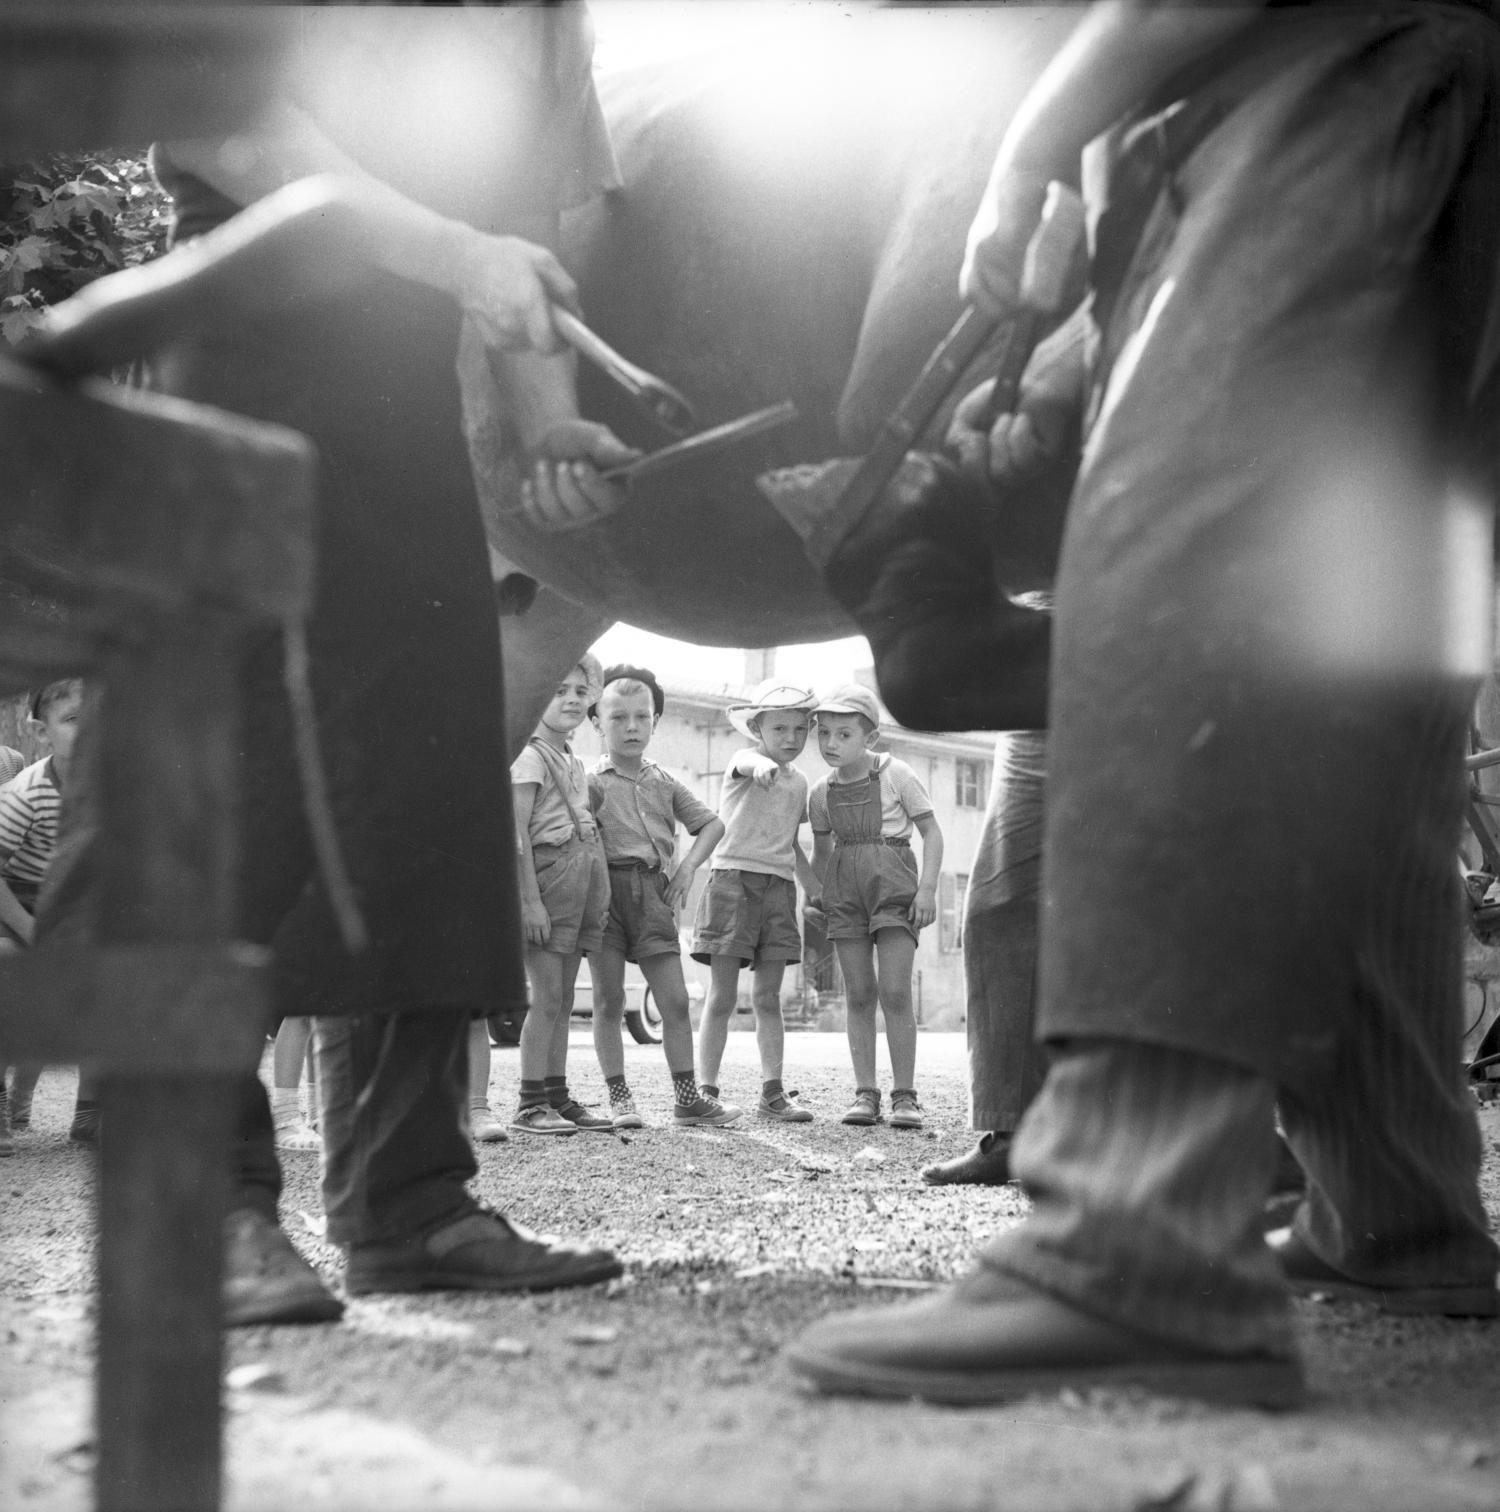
699 1083 719 1100
761 1078 783 1101
543 1076 569 1109
670 1070 700 1107
271 1087 301 1124
605 1074 632 1108
518 1079 549 1111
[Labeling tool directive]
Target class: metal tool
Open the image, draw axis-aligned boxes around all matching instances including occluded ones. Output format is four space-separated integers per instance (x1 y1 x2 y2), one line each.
774 181 1086 571
602 400 798 486
553 307 698 438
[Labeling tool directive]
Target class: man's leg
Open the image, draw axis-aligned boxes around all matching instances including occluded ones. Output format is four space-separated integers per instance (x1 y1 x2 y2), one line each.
324 1009 622 1294
926 733 1048 1185
1276 703 1497 1313
787 1038 1304 1408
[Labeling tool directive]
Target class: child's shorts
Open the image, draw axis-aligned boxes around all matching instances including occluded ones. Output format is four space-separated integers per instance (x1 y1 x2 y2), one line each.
600 860 681 962
531 836 609 956
823 839 919 943
690 868 801 967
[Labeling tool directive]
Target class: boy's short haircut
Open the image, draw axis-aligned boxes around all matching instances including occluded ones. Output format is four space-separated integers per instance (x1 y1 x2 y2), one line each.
28 678 82 724
591 663 665 719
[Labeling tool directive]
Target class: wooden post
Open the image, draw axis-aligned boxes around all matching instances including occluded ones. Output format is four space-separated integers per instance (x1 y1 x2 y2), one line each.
95 618 245 1512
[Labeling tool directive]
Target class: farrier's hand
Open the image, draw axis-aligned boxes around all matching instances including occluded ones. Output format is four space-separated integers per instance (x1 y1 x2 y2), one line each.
946 310 1088 488
449 228 580 355
961 167 1053 318
519 419 641 532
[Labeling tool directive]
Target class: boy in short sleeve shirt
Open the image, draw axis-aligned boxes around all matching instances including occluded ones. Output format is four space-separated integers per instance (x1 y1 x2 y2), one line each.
585 667 740 1128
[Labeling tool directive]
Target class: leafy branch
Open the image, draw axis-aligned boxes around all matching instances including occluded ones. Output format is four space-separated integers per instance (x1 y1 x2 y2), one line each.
1 153 168 346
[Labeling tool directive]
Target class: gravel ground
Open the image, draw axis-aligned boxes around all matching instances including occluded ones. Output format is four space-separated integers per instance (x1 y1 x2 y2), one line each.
3 1030 1499 1512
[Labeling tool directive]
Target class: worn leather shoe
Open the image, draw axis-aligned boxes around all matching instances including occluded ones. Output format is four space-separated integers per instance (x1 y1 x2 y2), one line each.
1268 1226 1499 1317
223 1207 344 1326
344 1205 623 1296
921 1131 1014 1186
786 1264 1305 1409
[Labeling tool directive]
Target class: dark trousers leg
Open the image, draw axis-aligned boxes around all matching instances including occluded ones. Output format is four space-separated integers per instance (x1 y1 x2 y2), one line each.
316 1010 476 1249
965 896 1047 1132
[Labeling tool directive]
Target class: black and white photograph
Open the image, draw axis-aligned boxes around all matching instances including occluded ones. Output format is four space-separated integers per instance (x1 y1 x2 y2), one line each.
2 2 1499 1509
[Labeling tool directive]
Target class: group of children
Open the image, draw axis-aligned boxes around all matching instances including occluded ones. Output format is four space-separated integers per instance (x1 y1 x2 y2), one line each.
497 657 944 1138
0 661 946 1155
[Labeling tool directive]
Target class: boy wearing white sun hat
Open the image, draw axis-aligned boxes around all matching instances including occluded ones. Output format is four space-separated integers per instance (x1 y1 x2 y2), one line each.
692 679 822 1121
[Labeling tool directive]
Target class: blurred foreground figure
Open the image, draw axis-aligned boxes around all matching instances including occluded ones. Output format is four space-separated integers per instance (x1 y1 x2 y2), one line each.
791 0 1500 1407
39 5 630 1320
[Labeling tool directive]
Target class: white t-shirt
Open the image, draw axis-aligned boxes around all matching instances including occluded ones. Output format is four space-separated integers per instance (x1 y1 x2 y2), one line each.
809 754 934 839
711 751 809 881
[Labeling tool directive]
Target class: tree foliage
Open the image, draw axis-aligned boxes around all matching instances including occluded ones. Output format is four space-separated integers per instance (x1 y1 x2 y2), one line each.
0 153 168 346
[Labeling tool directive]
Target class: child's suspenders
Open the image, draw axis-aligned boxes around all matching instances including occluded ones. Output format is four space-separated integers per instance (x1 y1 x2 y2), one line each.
527 737 592 841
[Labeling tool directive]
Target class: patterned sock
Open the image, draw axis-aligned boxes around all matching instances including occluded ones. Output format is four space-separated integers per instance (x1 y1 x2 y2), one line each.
543 1076 569 1109
271 1087 301 1124
699 1083 719 1100
671 1071 700 1107
518 1079 549 1110
605 1074 631 1108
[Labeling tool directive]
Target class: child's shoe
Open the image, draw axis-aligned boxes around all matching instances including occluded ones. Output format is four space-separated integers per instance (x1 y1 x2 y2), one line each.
470 1104 511 1144
674 1095 744 1127
840 1088 881 1126
888 1090 924 1129
555 1098 616 1134
759 1088 813 1123
510 1103 577 1136
608 1089 644 1130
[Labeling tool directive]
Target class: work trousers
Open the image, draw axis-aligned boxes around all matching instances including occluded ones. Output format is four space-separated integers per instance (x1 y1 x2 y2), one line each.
963 733 1048 1133
984 1 1500 1350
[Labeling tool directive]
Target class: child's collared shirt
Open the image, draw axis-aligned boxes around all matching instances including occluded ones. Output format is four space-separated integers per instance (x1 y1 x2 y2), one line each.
589 757 715 868
712 750 808 882
0 757 61 904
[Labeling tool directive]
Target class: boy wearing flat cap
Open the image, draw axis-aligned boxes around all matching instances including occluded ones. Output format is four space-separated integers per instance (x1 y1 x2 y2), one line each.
692 680 822 1121
811 684 942 1129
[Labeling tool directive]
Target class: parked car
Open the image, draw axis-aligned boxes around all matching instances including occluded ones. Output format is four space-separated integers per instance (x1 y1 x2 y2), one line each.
488 962 663 1046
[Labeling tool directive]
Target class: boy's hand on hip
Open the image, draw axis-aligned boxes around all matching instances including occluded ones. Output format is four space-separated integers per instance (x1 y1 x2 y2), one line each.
520 420 640 532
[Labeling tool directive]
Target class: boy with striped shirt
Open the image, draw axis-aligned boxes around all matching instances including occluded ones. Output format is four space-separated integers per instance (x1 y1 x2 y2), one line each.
0 679 83 1151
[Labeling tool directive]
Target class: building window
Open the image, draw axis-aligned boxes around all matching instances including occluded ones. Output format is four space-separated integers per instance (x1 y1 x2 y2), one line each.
938 872 968 953
955 758 987 809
